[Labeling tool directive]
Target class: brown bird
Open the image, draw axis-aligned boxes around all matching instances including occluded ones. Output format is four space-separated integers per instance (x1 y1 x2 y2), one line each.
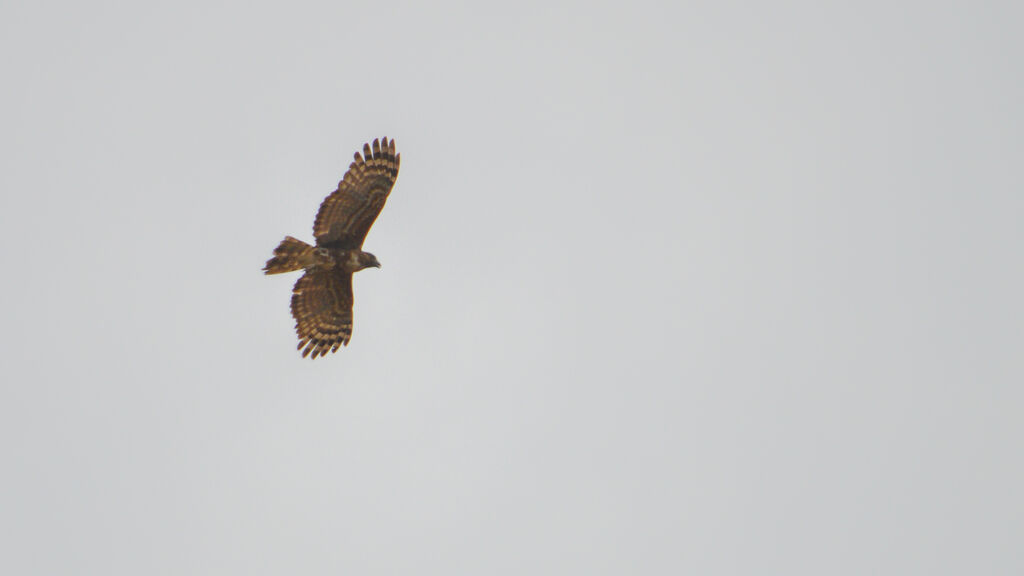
264 137 400 358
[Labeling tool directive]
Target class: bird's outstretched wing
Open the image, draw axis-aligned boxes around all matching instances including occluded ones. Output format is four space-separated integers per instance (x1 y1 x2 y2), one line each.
313 137 400 249
290 269 354 358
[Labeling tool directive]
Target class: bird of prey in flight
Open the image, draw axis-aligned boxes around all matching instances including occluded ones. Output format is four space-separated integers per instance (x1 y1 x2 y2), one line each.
264 137 400 358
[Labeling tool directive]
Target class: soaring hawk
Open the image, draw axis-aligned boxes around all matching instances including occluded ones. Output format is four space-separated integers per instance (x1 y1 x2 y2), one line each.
264 137 400 358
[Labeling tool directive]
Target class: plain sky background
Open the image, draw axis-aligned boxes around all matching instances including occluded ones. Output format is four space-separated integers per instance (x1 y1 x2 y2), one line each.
2 1 1021 574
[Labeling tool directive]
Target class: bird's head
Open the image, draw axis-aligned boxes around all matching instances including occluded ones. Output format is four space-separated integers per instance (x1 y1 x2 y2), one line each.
358 251 381 270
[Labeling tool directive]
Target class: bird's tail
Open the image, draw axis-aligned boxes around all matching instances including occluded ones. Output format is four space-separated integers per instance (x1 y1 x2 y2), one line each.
264 236 316 274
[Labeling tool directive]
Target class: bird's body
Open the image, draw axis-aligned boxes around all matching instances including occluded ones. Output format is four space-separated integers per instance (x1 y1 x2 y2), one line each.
264 137 400 358
265 238 379 275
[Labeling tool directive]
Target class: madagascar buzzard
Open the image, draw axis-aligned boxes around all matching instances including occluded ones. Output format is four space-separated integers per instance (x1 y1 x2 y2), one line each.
264 137 400 358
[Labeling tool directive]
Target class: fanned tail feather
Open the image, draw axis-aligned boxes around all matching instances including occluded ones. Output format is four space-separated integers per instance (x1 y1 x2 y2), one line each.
264 236 315 274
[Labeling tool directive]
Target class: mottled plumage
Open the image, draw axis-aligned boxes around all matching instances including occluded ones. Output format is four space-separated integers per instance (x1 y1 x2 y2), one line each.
264 137 400 358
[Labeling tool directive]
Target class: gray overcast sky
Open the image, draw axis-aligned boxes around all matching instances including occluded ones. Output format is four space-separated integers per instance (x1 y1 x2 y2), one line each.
2 1 1022 574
